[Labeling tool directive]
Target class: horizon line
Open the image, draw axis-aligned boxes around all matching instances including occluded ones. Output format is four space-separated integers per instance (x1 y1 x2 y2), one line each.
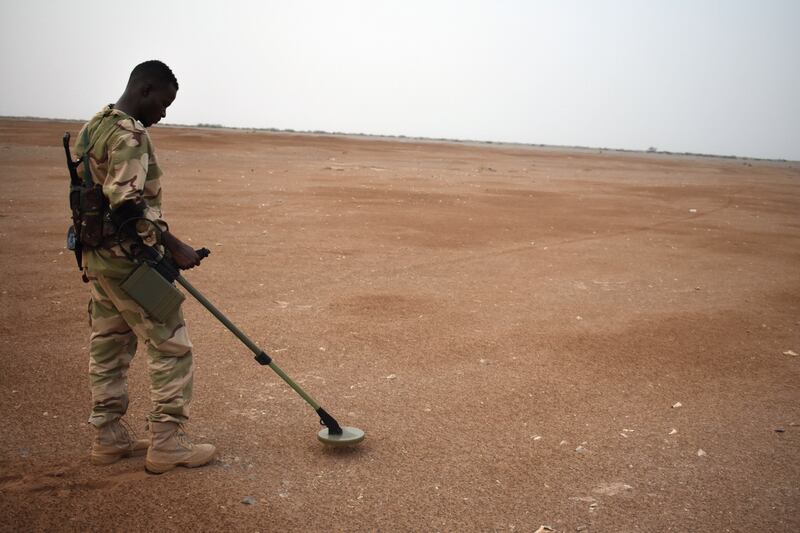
1 114 795 164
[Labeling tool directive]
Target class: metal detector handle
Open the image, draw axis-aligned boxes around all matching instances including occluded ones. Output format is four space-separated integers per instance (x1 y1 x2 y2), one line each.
196 247 211 261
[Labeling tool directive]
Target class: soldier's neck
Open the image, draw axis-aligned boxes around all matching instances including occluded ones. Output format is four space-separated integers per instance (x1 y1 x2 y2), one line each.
114 92 140 123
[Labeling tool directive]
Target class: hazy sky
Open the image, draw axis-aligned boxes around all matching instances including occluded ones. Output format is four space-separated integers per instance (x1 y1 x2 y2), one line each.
1 0 798 160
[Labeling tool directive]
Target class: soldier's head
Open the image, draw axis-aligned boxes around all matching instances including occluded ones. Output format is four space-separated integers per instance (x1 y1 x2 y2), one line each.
122 60 179 128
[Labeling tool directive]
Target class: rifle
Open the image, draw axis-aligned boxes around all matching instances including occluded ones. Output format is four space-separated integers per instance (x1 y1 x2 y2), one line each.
63 132 83 270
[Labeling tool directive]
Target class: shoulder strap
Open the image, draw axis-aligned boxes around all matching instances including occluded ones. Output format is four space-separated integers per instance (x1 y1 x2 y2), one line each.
80 126 93 187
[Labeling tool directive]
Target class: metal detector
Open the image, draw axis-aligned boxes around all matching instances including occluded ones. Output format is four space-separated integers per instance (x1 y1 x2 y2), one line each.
117 229 364 447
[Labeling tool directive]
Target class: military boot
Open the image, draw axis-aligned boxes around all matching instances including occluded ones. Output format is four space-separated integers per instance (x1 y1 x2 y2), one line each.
91 419 149 465
145 421 216 474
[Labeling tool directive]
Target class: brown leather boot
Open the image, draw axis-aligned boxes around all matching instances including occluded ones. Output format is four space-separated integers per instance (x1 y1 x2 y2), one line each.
145 421 216 474
91 419 149 465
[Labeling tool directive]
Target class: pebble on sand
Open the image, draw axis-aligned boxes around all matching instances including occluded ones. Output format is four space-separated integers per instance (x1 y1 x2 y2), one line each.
241 496 257 505
672 402 683 408
782 350 798 356
697 449 707 457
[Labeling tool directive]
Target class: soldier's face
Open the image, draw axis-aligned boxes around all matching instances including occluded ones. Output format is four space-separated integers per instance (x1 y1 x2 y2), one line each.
140 83 177 128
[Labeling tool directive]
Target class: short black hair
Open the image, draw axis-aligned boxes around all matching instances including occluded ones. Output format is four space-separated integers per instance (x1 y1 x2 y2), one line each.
128 60 179 90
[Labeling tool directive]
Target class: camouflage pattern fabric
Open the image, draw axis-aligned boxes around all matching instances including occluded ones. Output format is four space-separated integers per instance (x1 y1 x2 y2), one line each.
73 105 168 276
75 105 194 427
87 272 193 427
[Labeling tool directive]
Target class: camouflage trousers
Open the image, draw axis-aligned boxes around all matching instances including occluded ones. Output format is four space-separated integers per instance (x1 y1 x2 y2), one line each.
87 270 194 427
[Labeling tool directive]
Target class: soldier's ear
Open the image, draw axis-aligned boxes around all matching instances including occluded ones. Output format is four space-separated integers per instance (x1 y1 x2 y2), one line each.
141 83 153 98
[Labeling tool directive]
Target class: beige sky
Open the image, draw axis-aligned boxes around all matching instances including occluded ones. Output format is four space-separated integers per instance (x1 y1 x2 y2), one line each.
1 0 798 160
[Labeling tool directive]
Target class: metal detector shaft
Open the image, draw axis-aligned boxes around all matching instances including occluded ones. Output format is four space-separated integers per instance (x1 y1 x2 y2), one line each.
175 274 343 434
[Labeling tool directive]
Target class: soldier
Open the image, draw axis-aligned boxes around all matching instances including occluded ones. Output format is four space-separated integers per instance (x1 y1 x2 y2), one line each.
73 60 215 473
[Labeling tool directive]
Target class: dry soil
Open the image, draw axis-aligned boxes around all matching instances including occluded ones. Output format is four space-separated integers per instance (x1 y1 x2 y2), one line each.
0 119 798 532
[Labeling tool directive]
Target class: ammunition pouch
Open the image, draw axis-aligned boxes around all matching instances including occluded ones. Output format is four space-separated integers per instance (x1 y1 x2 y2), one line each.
64 129 108 281
70 182 107 248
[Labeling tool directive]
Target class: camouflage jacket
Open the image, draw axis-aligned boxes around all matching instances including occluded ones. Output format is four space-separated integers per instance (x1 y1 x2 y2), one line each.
73 104 168 276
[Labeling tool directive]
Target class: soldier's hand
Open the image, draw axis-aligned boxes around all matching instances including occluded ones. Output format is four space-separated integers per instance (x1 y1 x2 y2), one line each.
162 231 201 270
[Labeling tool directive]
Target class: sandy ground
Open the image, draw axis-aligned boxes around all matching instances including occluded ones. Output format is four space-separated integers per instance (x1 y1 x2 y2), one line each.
0 118 798 532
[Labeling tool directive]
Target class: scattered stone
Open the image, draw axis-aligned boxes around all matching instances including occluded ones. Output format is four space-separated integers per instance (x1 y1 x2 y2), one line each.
782 350 798 356
669 429 678 435
534 527 554 533
533 435 542 441
577 526 589 532
593 482 633 496
241 496 256 505
697 449 707 457
560 440 568 446
774 428 785 433
479 358 489 365
672 402 682 409
689 208 697 213
569 496 597 503
576 445 587 453
386 374 397 380
619 432 628 438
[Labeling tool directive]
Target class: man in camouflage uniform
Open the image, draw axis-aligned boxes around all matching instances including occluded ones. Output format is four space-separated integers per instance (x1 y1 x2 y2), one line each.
74 60 215 473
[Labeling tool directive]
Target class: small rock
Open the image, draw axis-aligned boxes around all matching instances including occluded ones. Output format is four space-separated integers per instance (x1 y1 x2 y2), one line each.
386 374 397 380
697 449 707 457
576 445 587 453
593 482 633 496
689 208 697 213
241 496 256 505
774 428 785 433
669 428 678 435
534 527 554 533
577 526 589 532
479 358 489 365
560 440 568 446
782 350 798 356
672 402 682 409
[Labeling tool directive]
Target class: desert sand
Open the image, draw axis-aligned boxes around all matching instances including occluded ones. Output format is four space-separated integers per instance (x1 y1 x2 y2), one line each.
0 118 798 532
